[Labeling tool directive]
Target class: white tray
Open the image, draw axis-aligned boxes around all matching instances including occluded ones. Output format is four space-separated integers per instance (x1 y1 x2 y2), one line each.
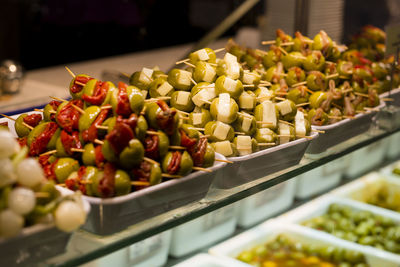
210 220 398 267
169 203 239 258
172 253 248 267
214 132 317 189
306 101 385 154
236 179 295 228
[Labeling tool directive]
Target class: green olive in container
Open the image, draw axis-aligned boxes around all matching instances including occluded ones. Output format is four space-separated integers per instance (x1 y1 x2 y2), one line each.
254 100 278 130
233 135 258 156
232 112 257 136
190 82 216 109
168 69 193 91
162 150 194 176
215 75 243 100
148 76 175 99
204 121 235 142
129 67 155 91
188 107 212 128
210 93 239 124
170 91 195 112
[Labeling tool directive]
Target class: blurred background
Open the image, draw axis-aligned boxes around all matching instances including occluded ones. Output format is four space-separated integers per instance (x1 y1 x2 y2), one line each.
0 0 398 70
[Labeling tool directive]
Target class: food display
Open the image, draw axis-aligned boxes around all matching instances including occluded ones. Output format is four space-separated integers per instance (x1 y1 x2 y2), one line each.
0 129 86 237
302 203 400 254
236 234 368 267
225 27 392 128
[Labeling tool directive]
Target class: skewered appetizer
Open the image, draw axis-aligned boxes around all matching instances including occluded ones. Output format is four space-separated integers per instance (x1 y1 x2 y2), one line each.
0 129 86 237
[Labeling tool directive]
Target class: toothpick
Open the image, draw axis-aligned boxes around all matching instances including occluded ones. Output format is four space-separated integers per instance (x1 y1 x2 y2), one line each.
177 110 190 115
234 132 246 135
215 159 233 163
192 166 212 172
214 48 225 53
176 58 190 65
328 115 342 120
279 120 294 126
71 148 85 152
50 96 67 102
189 127 204 131
312 129 325 133
275 92 288 95
277 46 288 55
162 173 182 178
243 84 256 87
169 146 186 150
144 96 172 102
275 97 286 101
382 98 394 101
326 73 339 79
261 40 276 45
146 130 161 135
121 72 130 78
70 103 85 114
292 81 307 87
354 92 369 98
100 105 112 110
94 139 104 145
34 108 43 112
35 192 50 198
256 121 273 124
143 157 159 165
184 61 196 68
22 122 34 130
296 102 310 107
131 181 150 186
96 125 109 130
280 42 294 46
190 77 197 85
40 150 57 156
65 66 76 78
258 143 276 146
0 113 15 121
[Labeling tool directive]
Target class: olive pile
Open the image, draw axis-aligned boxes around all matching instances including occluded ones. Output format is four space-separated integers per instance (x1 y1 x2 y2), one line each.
303 204 400 254
361 180 400 212
136 47 312 158
0 130 86 237
8 74 216 198
236 234 369 267
226 26 393 127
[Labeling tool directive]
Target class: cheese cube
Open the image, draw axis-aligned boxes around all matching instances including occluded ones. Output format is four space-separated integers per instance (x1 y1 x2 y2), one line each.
278 123 290 144
257 87 273 101
241 116 252 132
157 81 173 96
214 141 233 156
217 93 231 122
295 111 306 136
203 63 216 82
276 100 292 116
226 62 241 80
223 77 237 93
239 92 254 109
262 101 277 128
236 135 252 156
213 121 231 140
141 90 148 99
224 53 238 64
242 71 259 84
259 128 274 142
178 70 192 86
196 49 209 61
192 113 203 125
139 67 154 84
176 91 191 105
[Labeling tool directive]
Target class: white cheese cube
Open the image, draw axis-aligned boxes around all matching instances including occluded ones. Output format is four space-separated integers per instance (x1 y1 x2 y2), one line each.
178 70 192 86
141 90 148 99
203 63 216 82
239 92 254 109
278 122 290 144
217 93 231 122
259 128 274 142
242 116 252 132
157 81 173 96
223 77 237 93
262 101 277 128
213 121 231 140
196 49 209 61
214 141 233 156
192 113 203 125
236 135 252 156
224 53 238 64
257 87 274 102
226 62 241 80
276 100 292 116
139 67 154 84
242 71 259 84
295 111 306 136
176 91 191 106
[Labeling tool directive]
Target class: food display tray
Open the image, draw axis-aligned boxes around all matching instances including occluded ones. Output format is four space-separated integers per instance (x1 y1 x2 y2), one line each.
380 87 400 107
209 221 400 267
306 101 385 154
0 189 90 267
172 253 248 267
80 154 227 235
213 132 317 189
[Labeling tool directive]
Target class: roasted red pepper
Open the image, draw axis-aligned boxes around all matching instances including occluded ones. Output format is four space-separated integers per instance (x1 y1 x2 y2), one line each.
144 134 159 159
188 137 207 167
116 82 131 117
132 160 151 181
70 76 92 94
82 81 109 105
82 108 110 142
94 145 105 169
17 137 27 147
105 117 134 155
98 162 116 198
29 122 58 156
39 155 58 181
23 114 42 128
60 130 82 155
167 151 182 174
56 99 83 133
156 100 177 135
65 166 87 194
48 101 61 121
180 129 197 148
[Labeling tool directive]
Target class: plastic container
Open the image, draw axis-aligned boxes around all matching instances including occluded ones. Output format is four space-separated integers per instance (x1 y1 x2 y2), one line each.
209 221 399 267
172 253 249 267
77 230 171 267
295 156 348 199
344 138 387 179
169 203 238 258
380 87 400 107
306 101 385 154
386 131 400 159
83 154 227 235
236 179 296 228
0 189 91 267
380 160 400 177
214 132 317 189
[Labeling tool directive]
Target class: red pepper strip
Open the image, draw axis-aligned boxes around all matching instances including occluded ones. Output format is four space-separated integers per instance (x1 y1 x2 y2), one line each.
39 156 58 181
48 100 61 121
56 99 83 133
132 160 151 181
70 76 92 94
60 130 82 155
116 82 131 117
29 122 59 156
311 108 327 126
83 108 110 142
180 129 197 148
65 166 87 194
17 137 27 147
0 121 8 127
122 113 138 131
98 162 116 198
94 145 105 168
105 119 134 155
188 137 208 167
156 100 177 135
144 134 159 159
23 114 42 127
82 81 109 105
167 151 182 174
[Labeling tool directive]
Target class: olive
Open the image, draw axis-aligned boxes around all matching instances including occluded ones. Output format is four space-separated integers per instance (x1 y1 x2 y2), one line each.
309 91 328 109
15 114 33 138
211 141 237 157
306 71 327 91
162 150 193 176
202 143 215 168
312 30 333 56
281 52 305 70
336 61 354 79
102 140 118 163
276 29 293 52
190 82 216 108
127 85 145 114
188 108 212 128
285 67 305 87
170 91 195 112
216 53 242 79
264 65 284 83
215 75 244 100
293 33 313 52
144 102 179 133
193 61 217 83
353 67 373 83
69 74 91 99
82 143 96 166
254 101 278 130
119 139 144 169
255 86 275 103
114 170 132 196
262 49 280 69
303 51 326 71
210 93 239 124
232 112 257 136
78 106 101 132
135 115 148 142
254 128 276 143
287 87 309 104
42 103 56 122
233 136 257 156
276 99 297 121
36 180 59 205
129 68 154 91
241 70 261 86
180 124 200 140
204 121 235 142
278 122 295 144
148 77 175 98
167 69 193 91
189 48 217 64
238 90 256 111
54 158 79 183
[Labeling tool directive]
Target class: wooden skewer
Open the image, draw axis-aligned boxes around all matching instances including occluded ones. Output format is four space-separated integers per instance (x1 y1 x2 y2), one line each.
176 58 190 65
34 108 43 112
280 42 294 46
243 84 256 87
326 73 339 79
131 181 150 186
162 173 182 178
35 192 50 198
76 81 86 87
143 157 159 165
80 180 93 185
259 83 272 87
121 72 130 78
275 92 288 95
303 87 314 94
65 66 76 78
94 139 104 145
277 46 288 56
341 89 353 94
183 61 196 68
364 107 380 112
277 134 313 140
100 105 112 110
354 92 369 98
261 40 276 45
328 115 342 119
190 77 197 85
208 63 218 67
343 115 355 119
189 127 204 131
50 96 67 102
146 130 161 135
256 121 273 124
215 158 233 163
296 102 310 107
180 116 189 120
339 76 351 79
71 148 85 152
22 122 34 130
0 113 15 121
96 125 108 130
58 183 66 187
292 81 307 87
332 102 342 109
144 96 172 102
258 143 276 146
279 120 294 126
312 129 325 133
40 150 57 156
201 99 212 105
169 146 186 150
214 48 225 53
192 166 212 173
239 112 254 119
71 103 85 114
382 98 394 101
235 132 246 135
177 110 190 116
275 97 286 101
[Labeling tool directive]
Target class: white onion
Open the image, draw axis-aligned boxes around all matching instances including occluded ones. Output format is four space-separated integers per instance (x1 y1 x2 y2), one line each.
0 158 17 187
0 131 19 159
8 187 36 215
0 209 24 238
54 200 86 232
16 158 45 188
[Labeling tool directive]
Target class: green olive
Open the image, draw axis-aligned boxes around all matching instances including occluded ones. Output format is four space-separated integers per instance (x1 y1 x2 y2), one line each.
158 130 170 158
285 67 305 87
148 77 175 98
215 75 243 100
254 101 278 130
135 115 148 142
193 61 216 83
129 68 154 90
189 48 217 64
233 136 257 156
263 49 280 68
241 70 261 86
306 71 327 91
149 163 162 185
55 136 68 157
82 143 96 166
287 87 309 104
114 169 132 196
232 113 256 136
353 67 373 84
81 166 98 196
254 128 276 143
69 74 91 99
47 128 60 150
54 158 79 183
180 124 200 140
127 85 145 114
170 91 195 112
303 51 326 71
43 103 58 122
78 106 101 132
276 29 293 52
204 121 235 142
81 79 98 104
210 94 239 124
190 82 216 108
238 91 256 111
309 91 328 109
312 30 333 55
188 108 212 128
202 143 215 168
216 57 242 80
102 140 118 163
281 52 305 70
276 99 297 121
15 114 31 138
167 69 193 91
162 151 193 176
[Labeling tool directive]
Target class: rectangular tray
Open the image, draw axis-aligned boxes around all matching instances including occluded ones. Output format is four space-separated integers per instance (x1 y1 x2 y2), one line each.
172 253 248 267
380 87 400 107
213 132 317 189
306 101 385 154
209 221 399 267
81 154 227 235
0 189 90 267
